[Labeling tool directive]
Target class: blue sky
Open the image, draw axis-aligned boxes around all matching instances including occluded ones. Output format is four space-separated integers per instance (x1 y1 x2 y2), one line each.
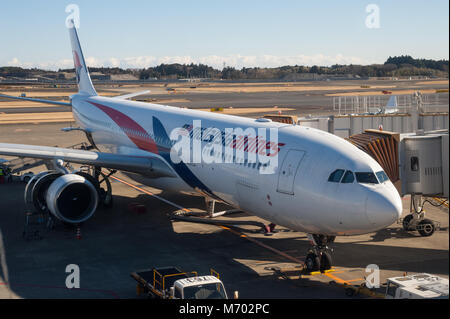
0 0 448 70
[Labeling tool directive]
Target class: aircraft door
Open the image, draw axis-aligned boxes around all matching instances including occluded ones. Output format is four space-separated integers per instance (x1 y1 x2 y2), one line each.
276 149 306 195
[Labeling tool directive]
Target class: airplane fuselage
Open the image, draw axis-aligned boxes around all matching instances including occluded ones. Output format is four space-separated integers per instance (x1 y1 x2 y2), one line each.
71 93 402 236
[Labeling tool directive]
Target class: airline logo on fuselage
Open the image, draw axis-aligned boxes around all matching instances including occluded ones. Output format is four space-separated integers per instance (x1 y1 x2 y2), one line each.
170 120 284 175
179 123 285 158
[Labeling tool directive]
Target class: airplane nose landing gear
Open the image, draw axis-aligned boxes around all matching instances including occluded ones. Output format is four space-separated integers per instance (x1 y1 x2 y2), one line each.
305 234 335 273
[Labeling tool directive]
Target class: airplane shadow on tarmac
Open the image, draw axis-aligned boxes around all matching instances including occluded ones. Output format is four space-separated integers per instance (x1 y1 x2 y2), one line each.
0 183 448 298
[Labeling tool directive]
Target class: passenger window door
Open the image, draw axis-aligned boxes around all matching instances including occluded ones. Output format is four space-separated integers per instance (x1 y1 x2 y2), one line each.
276 150 306 195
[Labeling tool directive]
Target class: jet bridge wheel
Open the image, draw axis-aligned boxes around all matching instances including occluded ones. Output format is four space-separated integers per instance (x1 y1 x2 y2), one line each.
417 219 435 237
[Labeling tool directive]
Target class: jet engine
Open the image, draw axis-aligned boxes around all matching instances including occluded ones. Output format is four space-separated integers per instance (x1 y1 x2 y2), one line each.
25 172 99 224
46 174 99 224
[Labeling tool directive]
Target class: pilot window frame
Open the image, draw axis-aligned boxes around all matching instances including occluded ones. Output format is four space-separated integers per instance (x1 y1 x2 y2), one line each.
328 169 345 183
376 171 389 183
341 170 355 184
355 172 379 184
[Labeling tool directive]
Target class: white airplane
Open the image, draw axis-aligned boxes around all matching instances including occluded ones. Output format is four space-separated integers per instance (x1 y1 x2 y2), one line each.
0 22 402 272
384 95 399 114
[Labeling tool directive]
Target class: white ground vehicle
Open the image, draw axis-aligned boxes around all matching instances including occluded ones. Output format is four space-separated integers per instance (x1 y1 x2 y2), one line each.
131 267 231 299
173 275 228 299
385 273 449 299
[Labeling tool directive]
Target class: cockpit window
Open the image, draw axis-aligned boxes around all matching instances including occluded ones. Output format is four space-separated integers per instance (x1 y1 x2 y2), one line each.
341 170 355 183
355 172 379 184
376 171 389 183
328 169 345 183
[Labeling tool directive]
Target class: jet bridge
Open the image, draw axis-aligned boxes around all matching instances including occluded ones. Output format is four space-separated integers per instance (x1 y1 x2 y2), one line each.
347 128 449 237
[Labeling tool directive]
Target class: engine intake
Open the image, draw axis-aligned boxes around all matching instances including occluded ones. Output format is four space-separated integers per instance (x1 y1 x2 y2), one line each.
46 174 98 224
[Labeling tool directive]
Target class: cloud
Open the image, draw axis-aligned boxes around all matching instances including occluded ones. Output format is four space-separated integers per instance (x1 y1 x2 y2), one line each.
6 57 73 70
3 54 367 70
112 54 367 69
7 57 21 66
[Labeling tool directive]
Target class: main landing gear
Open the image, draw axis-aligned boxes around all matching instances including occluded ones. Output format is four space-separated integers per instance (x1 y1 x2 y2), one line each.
304 234 335 273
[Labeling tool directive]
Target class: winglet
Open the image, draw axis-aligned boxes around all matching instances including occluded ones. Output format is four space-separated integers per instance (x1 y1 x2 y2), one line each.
68 20 97 96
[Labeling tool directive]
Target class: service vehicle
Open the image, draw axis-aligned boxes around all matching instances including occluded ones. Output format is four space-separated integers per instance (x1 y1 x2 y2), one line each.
385 273 448 299
131 266 230 299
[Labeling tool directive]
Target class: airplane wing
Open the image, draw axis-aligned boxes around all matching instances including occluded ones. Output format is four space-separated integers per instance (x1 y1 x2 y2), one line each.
113 90 150 100
0 143 176 178
0 93 72 107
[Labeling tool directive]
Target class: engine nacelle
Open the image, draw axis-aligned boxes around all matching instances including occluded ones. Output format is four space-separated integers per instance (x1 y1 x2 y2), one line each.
45 174 98 224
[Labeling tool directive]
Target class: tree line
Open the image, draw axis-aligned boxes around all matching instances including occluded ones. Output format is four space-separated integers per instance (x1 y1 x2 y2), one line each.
1 56 448 80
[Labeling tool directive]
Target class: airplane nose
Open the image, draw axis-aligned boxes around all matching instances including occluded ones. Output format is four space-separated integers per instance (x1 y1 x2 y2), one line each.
365 189 402 228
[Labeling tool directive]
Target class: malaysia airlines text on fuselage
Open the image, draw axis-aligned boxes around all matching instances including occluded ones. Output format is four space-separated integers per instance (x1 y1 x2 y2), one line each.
71 93 401 236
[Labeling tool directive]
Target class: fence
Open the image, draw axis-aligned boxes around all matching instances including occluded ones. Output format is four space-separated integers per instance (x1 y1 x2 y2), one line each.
332 93 449 115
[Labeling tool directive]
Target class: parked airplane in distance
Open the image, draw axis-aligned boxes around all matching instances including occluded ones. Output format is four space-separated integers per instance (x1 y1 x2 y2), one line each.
0 20 402 272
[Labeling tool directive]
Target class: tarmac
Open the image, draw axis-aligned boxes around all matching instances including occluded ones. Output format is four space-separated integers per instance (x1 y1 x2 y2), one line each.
1 79 448 117
0 121 448 299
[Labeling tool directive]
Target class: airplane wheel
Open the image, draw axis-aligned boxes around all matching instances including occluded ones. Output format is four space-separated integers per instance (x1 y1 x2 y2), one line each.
305 253 320 272
345 287 355 297
320 251 332 272
402 214 414 231
418 219 435 237
99 188 113 208
104 195 113 208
